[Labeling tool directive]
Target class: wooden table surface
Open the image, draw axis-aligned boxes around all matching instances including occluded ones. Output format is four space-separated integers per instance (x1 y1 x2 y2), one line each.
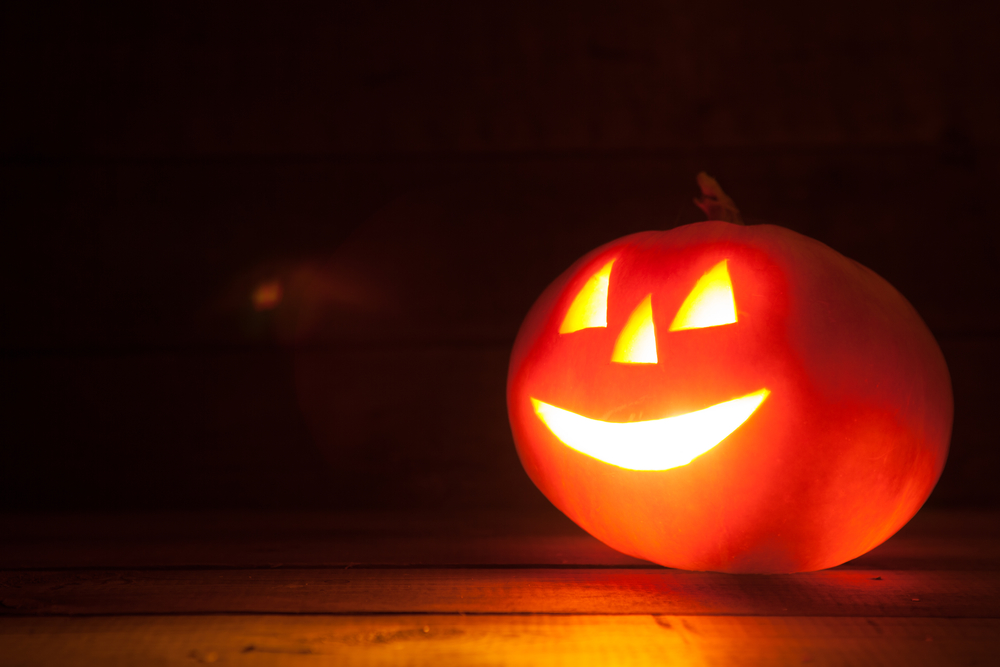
2 508 999 666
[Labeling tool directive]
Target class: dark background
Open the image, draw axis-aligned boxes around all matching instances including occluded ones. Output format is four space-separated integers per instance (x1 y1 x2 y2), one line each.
3 1 998 513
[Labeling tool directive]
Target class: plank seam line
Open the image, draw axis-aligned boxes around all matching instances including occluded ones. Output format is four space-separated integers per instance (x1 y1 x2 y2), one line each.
0 564 677 572
4 612 1000 620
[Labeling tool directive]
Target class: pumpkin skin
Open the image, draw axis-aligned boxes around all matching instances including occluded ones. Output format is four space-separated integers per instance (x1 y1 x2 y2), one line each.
507 221 951 573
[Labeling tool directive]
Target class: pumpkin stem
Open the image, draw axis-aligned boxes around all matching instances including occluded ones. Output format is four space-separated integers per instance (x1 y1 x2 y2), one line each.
694 172 744 225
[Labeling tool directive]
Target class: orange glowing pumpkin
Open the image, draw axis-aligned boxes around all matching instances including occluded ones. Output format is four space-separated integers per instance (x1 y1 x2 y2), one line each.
507 177 952 573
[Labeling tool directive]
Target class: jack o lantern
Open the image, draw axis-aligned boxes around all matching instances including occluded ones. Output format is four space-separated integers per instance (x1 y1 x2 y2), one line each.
507 175 951 573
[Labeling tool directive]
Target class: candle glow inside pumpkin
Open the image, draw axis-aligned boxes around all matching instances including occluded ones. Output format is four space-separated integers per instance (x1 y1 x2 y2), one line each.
507 220 951 573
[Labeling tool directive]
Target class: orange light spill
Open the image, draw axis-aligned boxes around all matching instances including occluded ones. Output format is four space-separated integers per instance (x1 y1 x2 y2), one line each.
611 294 657 364
669 259 737 331
532 389 769 470
252 280 283 311
559 260 615 334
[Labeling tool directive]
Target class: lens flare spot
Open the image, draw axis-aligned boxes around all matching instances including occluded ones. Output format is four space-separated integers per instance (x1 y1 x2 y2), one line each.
253 280 283 311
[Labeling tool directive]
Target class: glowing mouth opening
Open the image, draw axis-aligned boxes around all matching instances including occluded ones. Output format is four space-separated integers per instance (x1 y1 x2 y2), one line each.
531 389 769 471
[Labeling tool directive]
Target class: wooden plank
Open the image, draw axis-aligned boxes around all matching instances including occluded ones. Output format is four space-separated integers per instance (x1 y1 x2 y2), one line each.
2 568 997 617
5 2 999 156
12 509 1000 569
3 510 998 570
5 339 1000 511
2 510 998 570
0 510 644 569
0 533 645 570
2 615 999 666
6 152 999 353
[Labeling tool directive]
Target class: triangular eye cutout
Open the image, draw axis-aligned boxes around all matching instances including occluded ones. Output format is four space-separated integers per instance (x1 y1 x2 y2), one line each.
560 260 615 334
669 260 737 331
612 294 658 364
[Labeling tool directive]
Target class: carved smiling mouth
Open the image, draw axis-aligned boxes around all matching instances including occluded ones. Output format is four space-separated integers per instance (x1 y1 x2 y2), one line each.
531 389 769 471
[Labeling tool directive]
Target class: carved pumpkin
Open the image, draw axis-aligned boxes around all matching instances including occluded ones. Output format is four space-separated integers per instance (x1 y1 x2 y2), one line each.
507 179 951 573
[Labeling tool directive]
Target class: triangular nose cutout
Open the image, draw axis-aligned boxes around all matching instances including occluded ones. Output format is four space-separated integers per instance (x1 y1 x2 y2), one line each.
612 294 658 364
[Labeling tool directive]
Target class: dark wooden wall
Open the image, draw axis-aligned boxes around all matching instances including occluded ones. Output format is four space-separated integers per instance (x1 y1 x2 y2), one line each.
4 0 999 511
